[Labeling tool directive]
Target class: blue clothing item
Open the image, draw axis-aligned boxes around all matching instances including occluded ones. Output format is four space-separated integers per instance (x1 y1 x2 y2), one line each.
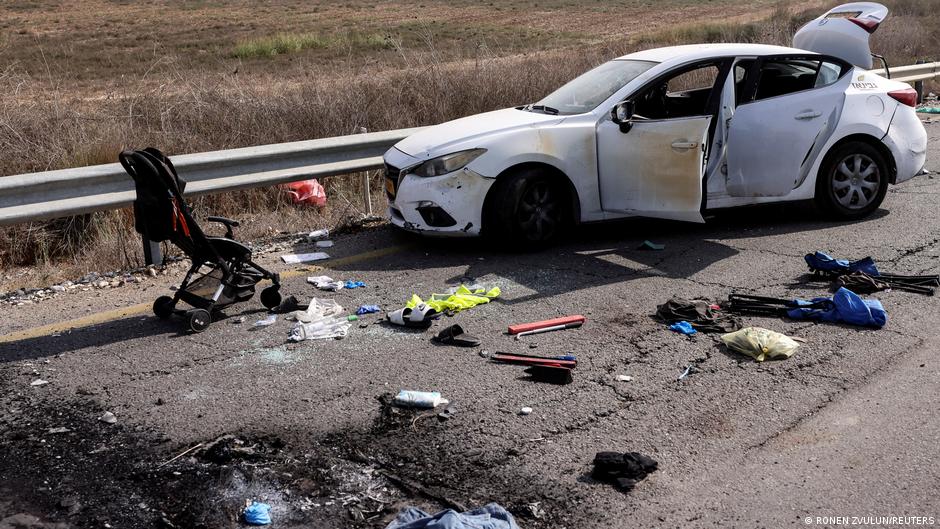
385 503 519 529
244 502 271 525
669 321 697 335
805 252 879 276
787 287 887 328
356 304 381 315
345 280 366 289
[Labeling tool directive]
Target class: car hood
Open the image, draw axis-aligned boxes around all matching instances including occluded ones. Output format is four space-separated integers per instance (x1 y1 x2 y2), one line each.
395 108 565 159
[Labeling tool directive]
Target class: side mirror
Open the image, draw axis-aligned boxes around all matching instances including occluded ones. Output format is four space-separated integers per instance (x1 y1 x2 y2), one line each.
611 101 635 133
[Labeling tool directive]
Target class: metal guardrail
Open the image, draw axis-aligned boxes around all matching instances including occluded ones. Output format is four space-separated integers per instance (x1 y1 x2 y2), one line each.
872 62 940 83
0 127 426 227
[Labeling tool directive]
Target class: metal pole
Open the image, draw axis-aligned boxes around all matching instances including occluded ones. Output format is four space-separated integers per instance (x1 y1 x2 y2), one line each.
914 60 926 104
361 172 373 217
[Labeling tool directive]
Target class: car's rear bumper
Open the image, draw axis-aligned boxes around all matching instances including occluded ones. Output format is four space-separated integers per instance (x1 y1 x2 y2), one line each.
884 106 927 184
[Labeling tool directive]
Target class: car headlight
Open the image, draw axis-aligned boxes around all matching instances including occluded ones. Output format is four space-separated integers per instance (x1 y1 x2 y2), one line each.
412 149 486 177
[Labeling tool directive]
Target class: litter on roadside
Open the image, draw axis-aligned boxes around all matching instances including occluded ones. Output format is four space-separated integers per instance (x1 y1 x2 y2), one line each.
315 240 334 248
281 252 330 264
288 298 350 341
806 251 938 294
393 390 449 409
270 295 304 314
519 407 533 416
387 303 440 329
98 411 117 424
616 375 633 382
438 405 458 421
677 364 698 381
253 314 278 327
591 451 658 493
30 379 49 387
669 321 697 335
524 365 573 385
721 327 800 362
307 228 329 240
491 352 577 368
283 178 326 206
508 314 585 335
344 280 366 289
638 240 665 251
727 287 887 328
384 503 519 529
656 297 741 333
243 501 272 525
432 324 481 347
307 275 344 291
356 305 380 315
406 284 501 315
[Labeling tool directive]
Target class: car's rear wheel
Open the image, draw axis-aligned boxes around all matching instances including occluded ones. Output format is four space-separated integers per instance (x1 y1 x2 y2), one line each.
485 168 570 248
815 141 889 220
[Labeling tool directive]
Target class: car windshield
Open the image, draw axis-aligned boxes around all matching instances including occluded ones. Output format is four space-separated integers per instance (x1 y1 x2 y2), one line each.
531 59 657 115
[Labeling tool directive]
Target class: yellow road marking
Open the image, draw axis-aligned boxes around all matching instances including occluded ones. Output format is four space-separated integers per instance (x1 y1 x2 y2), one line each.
0 244 411 345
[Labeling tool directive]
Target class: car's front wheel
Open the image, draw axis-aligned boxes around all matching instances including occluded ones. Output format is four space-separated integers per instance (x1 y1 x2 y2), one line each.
815 141 889 220
484 167 570 248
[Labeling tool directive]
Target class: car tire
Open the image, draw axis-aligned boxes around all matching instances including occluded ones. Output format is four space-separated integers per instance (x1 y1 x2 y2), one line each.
814 141 889 220
484 168 570 248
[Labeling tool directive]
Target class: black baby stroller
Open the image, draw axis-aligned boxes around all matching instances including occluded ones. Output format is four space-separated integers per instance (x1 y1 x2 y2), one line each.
120 148 283 332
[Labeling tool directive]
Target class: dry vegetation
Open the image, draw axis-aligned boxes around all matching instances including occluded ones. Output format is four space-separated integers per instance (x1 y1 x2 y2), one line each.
0 0 937 288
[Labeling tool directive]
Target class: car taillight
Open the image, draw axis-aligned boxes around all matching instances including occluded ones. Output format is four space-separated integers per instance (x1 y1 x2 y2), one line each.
849 17 879 33
888 88 918 107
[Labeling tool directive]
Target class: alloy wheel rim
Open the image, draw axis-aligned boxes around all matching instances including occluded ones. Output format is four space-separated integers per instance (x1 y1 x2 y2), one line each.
831 153 881 210
517 182 559 240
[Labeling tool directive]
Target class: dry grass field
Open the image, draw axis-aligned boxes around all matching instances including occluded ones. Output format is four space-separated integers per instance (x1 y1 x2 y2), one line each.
0 0 937 288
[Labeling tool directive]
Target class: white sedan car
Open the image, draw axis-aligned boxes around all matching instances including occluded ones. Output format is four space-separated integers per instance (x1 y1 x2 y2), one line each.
383 2 926 244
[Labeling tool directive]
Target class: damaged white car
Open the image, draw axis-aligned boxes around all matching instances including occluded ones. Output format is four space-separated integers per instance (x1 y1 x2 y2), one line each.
383 2 927 244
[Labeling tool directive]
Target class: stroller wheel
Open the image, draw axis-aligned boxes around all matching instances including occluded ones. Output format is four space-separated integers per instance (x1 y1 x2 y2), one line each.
260 286 282 310
153 296 176 319
187 309 211 333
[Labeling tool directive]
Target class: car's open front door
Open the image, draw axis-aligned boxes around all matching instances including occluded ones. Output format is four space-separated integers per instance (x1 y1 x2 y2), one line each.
597 116 710 222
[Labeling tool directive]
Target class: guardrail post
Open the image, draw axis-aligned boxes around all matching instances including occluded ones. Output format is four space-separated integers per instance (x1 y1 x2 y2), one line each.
142 235 163 266
361 172 373 217
915 60 926 104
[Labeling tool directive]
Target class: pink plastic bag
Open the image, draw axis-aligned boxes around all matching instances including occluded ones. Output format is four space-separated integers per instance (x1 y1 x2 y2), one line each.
283 179 327 206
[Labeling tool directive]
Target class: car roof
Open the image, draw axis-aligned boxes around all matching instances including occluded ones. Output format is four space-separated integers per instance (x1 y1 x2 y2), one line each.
618 43 817 64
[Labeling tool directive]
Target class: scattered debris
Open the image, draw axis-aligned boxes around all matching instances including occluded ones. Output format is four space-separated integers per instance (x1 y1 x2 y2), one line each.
405 285 500 315
727 288 887 328
437 405 458 421
677 365 699 381
307 228 329 240
230 316 247 324
615 375 633 382
315 240 334 248
47 427 71 434
243 501 272 525
638 240 665 251
656 297 741 333
288 299 350 341
519 407 533 416
384 503 519 529
344 280 366 289
669 321 696 335
356 305 381 316
524 365 573 385
30 379 49 387
431 324 481 347
98 412 117 424
387 304 440 329
721 327 800 362
479 350 490 358
156 442 205 469
307 275 344 291
253 315 278 327
591 451 658 492
491 352 577 368
281 252 330 264
283 178 326 206
508 314 585 335
393 390 449 409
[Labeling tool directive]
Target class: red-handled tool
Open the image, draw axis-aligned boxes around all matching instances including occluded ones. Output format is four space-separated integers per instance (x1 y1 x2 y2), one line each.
508 315 585 335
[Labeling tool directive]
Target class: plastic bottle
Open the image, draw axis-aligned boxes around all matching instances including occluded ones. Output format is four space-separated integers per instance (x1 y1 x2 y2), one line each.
393 390 449 409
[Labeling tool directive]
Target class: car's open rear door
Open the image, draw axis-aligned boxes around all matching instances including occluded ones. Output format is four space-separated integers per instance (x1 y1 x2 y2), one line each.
793 2 888 69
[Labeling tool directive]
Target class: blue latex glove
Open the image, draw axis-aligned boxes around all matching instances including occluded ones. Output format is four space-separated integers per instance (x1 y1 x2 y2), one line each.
345 280 366 289
669 321 697 335
356 304 381 315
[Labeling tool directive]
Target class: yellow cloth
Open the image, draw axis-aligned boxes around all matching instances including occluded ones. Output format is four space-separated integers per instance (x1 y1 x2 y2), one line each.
720 327 800 362
405 285 501 314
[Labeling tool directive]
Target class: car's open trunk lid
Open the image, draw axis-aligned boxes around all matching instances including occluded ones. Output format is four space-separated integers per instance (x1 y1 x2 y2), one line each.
793 2 888 69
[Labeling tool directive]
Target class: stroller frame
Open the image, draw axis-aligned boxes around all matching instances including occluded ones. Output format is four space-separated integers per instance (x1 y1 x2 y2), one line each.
120 147 283 332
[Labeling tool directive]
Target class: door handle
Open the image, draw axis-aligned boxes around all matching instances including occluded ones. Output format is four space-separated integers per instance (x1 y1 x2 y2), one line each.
671 141 698 150
795 110 822 120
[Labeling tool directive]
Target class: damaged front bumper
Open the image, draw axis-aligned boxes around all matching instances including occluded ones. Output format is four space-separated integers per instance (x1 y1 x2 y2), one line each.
383 148 494 237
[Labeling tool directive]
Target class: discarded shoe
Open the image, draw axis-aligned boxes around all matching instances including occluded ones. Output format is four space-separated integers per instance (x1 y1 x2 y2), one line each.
432 324 481 347
592 451 658 492
524 365 573 385
387 303 440 329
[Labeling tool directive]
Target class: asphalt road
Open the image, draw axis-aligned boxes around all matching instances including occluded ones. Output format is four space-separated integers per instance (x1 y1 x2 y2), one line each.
1 121 939 529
